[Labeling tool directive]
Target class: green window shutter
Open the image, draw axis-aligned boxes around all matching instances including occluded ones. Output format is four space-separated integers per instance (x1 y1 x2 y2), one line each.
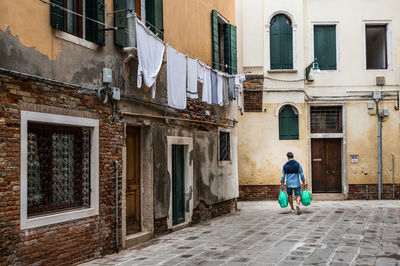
211 10 219 70
114 0 127 47
270 15 293 70
279 106 299 140
224 24 237 74
50 0 64 30
314 25 336 70
85 0 105 45
146 0 164 39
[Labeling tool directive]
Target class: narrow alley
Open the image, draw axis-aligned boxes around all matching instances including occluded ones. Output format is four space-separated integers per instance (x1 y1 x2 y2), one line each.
82 201 400 266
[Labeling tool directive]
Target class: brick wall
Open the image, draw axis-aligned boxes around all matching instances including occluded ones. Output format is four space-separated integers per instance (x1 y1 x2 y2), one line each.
239 185 281 201
348 184 400 200
243 75 263 112
191 199 237 224
0 72 124 265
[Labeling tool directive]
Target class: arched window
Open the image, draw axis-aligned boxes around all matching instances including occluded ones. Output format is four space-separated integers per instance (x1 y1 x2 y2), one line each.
270 14 293 70
279 105 298 140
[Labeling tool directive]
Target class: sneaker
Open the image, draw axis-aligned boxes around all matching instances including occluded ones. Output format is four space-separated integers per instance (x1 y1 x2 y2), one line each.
296 206 301 215
290 209 295 213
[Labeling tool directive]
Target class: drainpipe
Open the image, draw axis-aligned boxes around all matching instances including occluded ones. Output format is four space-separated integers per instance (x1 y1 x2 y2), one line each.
392 154 395 200
375 100 383 200
115 160 119 253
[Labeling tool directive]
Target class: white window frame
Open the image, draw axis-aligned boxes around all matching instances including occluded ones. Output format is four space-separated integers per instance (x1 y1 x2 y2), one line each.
363 20 392 71
266 10 297 72
218 128 232 166
310 22 340 72
20 111 99 230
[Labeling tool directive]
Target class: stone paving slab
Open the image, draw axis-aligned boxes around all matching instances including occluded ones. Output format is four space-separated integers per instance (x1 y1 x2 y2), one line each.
80 200 400 266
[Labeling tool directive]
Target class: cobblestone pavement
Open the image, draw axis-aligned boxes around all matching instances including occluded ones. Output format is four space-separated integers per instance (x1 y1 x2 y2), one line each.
81 200 400 266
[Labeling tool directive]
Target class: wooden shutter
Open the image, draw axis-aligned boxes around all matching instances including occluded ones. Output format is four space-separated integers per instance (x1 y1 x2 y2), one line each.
85 0 105 45
279 106 299 140
114 0 127 47
270 15 293 69
211 10 219 70
50 0 64 30
314 25 336 70
146 0 164 39
224 24 237 74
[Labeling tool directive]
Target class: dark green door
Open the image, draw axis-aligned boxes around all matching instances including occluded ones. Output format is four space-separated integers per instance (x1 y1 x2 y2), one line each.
172 145 185 226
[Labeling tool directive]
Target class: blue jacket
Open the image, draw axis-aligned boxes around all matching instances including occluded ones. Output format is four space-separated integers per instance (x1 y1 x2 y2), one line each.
281 159 305 188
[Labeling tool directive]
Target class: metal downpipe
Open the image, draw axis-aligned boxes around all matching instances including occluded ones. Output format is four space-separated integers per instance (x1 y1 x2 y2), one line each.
375 100 383 200
115 160 119 253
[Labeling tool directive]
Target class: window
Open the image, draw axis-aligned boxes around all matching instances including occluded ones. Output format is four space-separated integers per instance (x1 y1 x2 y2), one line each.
366 25 387 69
314 25 337 70
279 105 298 140
27 123 91 216
311 106 342 133
212 10 237 74
21 111 99 229
50 0 105 45
270 14 293 70
219 131 230 161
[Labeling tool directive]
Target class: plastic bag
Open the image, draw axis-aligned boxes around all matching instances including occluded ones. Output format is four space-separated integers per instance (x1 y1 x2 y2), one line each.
301 188 311 206
278 189 288 208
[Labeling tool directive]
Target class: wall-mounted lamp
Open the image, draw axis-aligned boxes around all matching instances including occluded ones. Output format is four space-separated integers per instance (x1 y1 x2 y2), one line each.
305 58 320 81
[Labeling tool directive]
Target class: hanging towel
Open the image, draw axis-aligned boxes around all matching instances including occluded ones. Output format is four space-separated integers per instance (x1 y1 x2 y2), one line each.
187 57 198 99
167 45 187 109
202 66 212 104
217 72 224 106
211 70 218 105
197 60 205 83
228 77 236 100
222 76 229 105
136 17 165 98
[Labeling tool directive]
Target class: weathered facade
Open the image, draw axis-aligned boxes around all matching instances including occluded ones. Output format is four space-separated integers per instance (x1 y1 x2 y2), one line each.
236 0 400 200
0 0 239 264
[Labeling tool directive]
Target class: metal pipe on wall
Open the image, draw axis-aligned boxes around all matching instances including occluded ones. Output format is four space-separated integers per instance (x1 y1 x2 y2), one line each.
115 160 119 253
392 154 395 200
375 100 383 200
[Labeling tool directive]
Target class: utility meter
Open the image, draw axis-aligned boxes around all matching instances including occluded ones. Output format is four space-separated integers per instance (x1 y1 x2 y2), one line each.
372 91 382 100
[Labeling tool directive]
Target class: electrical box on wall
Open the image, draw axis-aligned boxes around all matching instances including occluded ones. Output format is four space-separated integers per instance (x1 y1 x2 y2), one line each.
383 109 389 117
372 91 382 100
112 87 120 100
376 76 385 86
350 154 358 163
103 68 112 84
367 102 374 109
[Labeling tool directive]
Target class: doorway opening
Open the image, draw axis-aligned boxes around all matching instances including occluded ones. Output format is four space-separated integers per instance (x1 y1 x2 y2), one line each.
126 126 141 235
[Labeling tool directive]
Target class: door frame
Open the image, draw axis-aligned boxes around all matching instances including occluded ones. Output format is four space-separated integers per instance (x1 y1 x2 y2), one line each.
307 103 348 196
122 124 154 248
167 136 194 229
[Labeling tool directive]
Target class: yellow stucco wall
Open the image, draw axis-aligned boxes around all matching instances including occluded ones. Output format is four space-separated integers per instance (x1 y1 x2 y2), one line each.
163 0 235 67
238 102 309 185
0 0 114 59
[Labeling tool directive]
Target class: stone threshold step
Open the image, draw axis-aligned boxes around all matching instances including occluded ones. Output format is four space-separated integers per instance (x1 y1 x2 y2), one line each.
125 231 152 248
312 193 346 201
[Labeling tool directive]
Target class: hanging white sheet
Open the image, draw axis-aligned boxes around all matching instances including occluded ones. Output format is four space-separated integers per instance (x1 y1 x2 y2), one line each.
187 57 198 99
202 66 212 104
167 45 187 109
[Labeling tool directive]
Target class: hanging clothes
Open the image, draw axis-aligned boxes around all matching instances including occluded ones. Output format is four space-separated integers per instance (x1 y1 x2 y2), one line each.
222 75 229 105
217 72 224 106
187 57 198 99
228 77 236 100
202 66 212 104
197 60 205 83
135 17 165 98
166 45 187 109
211 70 218 105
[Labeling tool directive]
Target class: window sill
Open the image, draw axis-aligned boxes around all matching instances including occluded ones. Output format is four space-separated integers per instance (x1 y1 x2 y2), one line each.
218 160 232 167
55 30 99 50
268 69 298 73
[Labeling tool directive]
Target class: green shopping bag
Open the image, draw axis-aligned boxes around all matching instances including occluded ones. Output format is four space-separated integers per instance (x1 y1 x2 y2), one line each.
301 188 311 206
278 189 288 208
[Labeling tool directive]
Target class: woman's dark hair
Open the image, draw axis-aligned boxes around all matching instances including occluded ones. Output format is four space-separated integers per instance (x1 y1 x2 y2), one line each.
287 152 294 159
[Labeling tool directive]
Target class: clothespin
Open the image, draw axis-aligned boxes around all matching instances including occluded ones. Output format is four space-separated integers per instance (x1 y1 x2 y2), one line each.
148 26 151 30
156 32 159 37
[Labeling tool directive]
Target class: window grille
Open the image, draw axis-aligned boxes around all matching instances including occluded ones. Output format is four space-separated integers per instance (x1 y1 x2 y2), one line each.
311 106 342 133
219 132 230 161
27 123 91 217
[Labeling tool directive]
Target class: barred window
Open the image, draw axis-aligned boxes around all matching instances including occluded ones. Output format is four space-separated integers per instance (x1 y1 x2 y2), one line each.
27 123 91 217
219 131 230 161
310 106 342 133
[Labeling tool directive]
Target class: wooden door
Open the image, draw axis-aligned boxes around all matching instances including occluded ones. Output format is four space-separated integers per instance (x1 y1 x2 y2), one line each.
126 127 141 235
172 145 185 226
312 139 342 193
